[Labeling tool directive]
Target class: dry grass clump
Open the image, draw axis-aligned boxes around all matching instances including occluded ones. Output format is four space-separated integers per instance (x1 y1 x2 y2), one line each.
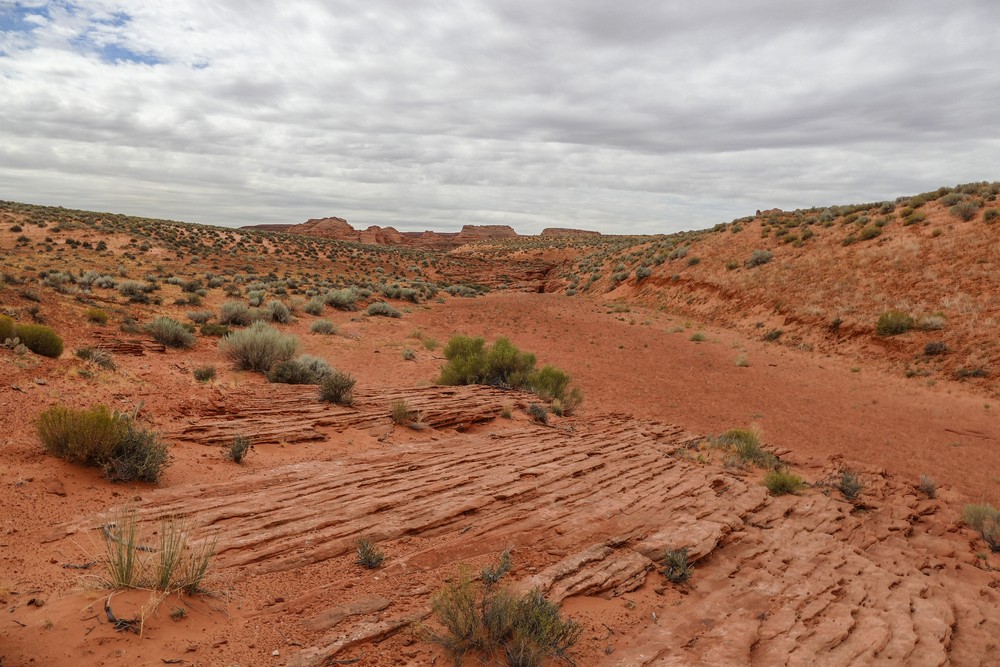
962 503 1000 552
318 371 356 405
718 427 777 468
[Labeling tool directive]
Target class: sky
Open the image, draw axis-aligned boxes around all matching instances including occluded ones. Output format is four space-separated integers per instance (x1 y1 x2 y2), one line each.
1 1 998 235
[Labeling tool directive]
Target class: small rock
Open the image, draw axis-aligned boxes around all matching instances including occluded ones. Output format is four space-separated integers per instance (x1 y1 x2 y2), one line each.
272 649 280 656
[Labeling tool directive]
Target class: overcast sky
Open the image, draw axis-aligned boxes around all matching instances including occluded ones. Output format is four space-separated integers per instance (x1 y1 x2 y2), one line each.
1 1 998 234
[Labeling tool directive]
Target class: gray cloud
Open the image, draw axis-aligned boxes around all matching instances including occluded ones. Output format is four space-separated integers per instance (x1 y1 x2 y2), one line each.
0 0 998 234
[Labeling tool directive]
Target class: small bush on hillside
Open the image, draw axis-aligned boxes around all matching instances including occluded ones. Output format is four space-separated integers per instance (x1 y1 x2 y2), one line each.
15 323 63 357
876 311 913 337
355 536 386 569
146 317 196 348
310 319 336 335
984 209 999 223
267 354 333 384
219 321 298 373
367 301 401 318
836 469 863 500
318 370 356 405
85 307 109 325
266 300 292 323
219 301 252 326
323 289 356 310
390 398 418 425
661 547 692 583
950 200 981 221
918 474 937 499
200 323 230 337
858 225 881 241
764 469 805 495
36 405 169 482
186 310 214 325
193 365 216 382
962 503 1000 552
303 297 325 315
745 249 773 268
75 347 116 370
924 341 948 356
225 435 252 463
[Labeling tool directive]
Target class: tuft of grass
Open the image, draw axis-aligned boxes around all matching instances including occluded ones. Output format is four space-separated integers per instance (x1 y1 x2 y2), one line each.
876 310 914 337
390 398 418 425
402 347 416 360
924 341 948 356
367 301 402 318
836 469 863 500
225 435 252 464
482 547 514 586
76 347 116 370
500 403 514 419
146 317 196 349
15 323 63 357
734 353 749 367
193 365 216 382
690 332 706 342
744 249 773 268
319 371 356 405
718 427 776 468
962 503 1000 552
219 321 299 373
660 547 692 583
763 469 806 495
355 536 386 569
102 506 146 589
527 403 548 424
918 474 937 499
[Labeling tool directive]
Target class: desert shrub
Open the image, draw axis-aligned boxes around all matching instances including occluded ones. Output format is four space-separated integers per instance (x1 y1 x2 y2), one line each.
686 256 701 266
200 323 230 337
762 329 783 342
310 319 336 335
529 365 570 402
323 289 356 310
37 406 168 482
37 405 127 465
635 266 652 281
303 296 325 315
75 347 115 370
745 249 773 268
367 301 401 318
146 317 196 348
219 301 252 326
390 398 418 425
268 354 333 384
318 370 356 405
425 562 580 667
918 474 936 499
661 547 692 583
186 310 214 325
962 503 1000 552
718 428 777 468
836 469 863 500
763 469 805 495
15 323 63 357
953 366 988 380
690 332 707 342
225 435 252 463
527 403 548 424
924 341 948 356
858 225 881 241
193 365 216 382
439 336 532 388
402 347 416 360
246 290 265 306
266 299 291 323
984 209 999 223
85 307 109 325
875 311 913 336
950 200 981 221
355 536 385 569
104 424 170 483
219 321 298 373
0 314 14 341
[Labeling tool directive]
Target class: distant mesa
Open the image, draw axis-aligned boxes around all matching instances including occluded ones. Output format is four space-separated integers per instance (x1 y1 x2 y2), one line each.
240 218 555 248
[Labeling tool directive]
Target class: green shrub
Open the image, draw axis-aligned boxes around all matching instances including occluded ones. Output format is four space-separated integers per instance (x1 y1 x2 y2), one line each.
355 536 385 569
402 348 416 360
311 319 336 335
303 296 325 315
719 428 777 468
876 310 913 336
85 307 109 325
0 314 14 341
146 317 196 349
439 336 533 388
367 301 401 318
690 332 707 342
984 209 999 223
75 347 116 370
266 300 292 323
858 225 881 241
225 435 252 463
219 321 298 373
15 323 64 357
186 310 214 325
318 370 356 405
36 406 169 482
529 365 570 402
193 365 216 382
219 301 252 326
745 249 773 268
950 200 980 221
391 398 418 425
661 547 692 583
323 289 356 311
268 354 333 384
763 469 805 495
836 469 862 500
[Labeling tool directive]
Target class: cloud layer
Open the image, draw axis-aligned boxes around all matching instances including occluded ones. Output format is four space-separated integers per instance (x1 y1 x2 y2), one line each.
2 0 998 233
